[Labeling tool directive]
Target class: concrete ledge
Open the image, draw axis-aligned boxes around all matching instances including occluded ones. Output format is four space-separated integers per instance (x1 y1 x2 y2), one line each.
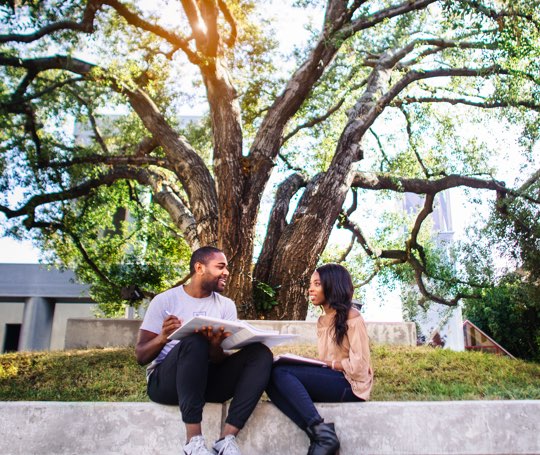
1 401 539 454
0 402 222 455
64 318 417 349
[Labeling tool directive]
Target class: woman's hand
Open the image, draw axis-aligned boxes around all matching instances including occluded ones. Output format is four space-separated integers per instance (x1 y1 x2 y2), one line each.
327 359 342 371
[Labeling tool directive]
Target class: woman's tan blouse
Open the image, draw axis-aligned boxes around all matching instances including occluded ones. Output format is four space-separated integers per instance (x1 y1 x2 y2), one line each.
317 312 374 400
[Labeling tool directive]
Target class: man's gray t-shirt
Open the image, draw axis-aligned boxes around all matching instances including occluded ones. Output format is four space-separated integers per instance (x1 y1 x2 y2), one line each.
141 285 237 376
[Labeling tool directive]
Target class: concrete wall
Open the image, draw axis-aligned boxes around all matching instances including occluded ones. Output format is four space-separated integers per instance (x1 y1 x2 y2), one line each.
49 303 96 350
1 401 538 454
64 318 417 349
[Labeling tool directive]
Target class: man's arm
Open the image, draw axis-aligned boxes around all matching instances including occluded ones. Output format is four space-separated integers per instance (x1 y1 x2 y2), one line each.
135 315 181 365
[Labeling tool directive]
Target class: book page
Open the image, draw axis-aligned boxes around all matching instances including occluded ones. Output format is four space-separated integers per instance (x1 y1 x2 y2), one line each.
222 332 297 350
168 316 297 349
273 353 327 367
238 321 279 335
168 316 247 340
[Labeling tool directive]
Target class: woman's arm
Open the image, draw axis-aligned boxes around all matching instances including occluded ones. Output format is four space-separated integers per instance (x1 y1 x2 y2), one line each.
340 316 372 382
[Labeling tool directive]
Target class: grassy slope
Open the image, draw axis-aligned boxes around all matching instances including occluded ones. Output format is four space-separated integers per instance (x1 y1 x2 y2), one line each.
1 345 539 402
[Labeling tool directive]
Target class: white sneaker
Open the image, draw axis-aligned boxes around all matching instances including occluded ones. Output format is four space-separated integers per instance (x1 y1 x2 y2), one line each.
212 435 241 455
184 435 214 455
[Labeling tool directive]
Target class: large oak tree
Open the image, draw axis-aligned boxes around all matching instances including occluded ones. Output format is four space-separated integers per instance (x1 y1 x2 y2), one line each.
1 0 539 318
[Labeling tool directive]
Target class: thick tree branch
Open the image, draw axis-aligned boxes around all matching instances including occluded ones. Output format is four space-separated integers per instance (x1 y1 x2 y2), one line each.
1 165 201 248
43 154 166 169
351 171 540 205
460 0 540 29
347 0 438 34
337 211 376 258
409 193 434 248
407 193 434 268
199 0 219 57
217 0 237 47
351 172 507 195
394 96 540 112
398 37 498 68
0 53 95 75
123 88 218 244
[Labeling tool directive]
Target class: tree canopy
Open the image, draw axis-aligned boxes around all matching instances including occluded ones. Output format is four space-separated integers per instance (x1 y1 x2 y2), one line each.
1 0 539 319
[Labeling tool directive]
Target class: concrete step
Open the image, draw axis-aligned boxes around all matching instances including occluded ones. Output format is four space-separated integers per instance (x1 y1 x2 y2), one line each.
1 400 539 454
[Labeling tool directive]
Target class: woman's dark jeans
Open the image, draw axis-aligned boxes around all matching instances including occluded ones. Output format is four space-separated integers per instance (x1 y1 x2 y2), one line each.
266 364 362 430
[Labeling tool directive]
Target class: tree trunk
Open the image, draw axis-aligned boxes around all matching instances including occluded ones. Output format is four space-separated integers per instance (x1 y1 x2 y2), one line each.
202 59 261 319
264 168 355 319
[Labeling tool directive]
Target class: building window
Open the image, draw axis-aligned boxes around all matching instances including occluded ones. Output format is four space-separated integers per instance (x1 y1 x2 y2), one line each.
3 324 21 353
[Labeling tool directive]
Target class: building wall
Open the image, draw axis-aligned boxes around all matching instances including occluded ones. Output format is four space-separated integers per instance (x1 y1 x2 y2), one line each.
0 301 96 353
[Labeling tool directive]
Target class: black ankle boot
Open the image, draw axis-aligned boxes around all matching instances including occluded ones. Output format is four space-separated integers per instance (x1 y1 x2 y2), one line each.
306 422 340 455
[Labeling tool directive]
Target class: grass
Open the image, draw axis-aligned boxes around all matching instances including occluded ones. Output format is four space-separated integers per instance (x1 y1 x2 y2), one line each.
1 344 539 402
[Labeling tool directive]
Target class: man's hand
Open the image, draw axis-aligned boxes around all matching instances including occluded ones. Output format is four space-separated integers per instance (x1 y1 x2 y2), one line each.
159 315 182 343
196 325 232 347
195 325 231 362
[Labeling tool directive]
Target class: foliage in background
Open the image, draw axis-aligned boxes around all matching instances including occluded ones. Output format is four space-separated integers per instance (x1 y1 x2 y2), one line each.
38 179 193 316
463 274 540 361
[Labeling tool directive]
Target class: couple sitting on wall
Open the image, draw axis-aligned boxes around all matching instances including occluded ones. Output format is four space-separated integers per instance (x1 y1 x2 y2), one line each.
136 246 373 455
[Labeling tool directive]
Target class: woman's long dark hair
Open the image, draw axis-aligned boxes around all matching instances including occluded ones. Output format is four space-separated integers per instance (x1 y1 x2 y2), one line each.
316 263 354 347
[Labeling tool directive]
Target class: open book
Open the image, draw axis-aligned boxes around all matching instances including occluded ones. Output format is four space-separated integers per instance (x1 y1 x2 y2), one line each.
168 315 298 350
273 353 328 367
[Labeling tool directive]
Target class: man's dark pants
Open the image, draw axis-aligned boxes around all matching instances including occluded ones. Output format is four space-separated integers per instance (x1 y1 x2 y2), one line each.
148 334 273 429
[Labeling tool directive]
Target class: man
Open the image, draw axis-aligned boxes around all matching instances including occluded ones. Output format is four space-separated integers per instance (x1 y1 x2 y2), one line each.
136 246 273 455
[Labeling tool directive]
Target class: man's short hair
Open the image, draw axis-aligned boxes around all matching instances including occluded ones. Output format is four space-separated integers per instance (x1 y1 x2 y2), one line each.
189 246 224 275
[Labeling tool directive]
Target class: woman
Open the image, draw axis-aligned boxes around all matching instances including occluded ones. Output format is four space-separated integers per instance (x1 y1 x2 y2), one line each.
266 263 373 455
